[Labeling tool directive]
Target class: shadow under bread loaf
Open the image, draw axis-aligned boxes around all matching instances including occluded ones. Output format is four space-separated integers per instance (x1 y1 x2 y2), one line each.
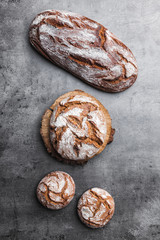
29 10 138 92
40 90 115 164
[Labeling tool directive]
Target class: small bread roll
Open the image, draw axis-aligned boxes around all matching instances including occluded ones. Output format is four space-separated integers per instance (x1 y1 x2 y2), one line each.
77 188 115 228
37 171 75 210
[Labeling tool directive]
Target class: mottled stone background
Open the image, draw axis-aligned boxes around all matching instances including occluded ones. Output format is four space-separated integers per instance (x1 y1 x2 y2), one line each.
0 0 160 239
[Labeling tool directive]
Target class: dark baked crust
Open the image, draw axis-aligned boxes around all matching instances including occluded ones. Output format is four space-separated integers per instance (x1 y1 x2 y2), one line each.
29 10 138 93
40 90 115 165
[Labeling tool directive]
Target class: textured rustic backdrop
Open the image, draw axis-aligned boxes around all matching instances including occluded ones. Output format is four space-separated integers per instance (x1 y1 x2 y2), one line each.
0 0 160 239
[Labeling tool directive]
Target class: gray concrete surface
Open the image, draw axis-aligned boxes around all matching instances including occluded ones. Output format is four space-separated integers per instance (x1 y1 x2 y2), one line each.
0 0 160 239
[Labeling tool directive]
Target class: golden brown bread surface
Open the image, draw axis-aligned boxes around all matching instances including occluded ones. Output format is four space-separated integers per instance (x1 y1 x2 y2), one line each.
29 10 138 92
77 188 115 228
40 90 114 164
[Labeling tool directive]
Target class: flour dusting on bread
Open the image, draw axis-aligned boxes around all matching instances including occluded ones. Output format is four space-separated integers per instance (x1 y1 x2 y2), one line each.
78 188 115 228
37 171 75 210
29 10 138 92
50 94 107 160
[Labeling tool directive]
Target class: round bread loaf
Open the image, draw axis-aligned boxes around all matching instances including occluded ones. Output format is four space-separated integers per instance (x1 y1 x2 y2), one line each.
77 188 115 228
37 171 75 210
40 90 115 164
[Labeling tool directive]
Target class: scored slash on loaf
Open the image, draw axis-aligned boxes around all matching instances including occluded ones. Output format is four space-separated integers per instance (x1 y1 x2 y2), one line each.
29 10 138 92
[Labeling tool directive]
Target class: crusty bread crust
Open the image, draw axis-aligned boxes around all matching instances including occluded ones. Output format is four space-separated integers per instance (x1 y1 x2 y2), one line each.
40 90 114 164
29 10 138 93
37 171 75 209
77 188 115 228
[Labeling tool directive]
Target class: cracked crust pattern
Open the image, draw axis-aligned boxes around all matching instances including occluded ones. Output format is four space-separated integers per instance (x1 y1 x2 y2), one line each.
77 188 115 228
50 94 108 160
37 171 75 210
29 10 138 92
40 90 114 164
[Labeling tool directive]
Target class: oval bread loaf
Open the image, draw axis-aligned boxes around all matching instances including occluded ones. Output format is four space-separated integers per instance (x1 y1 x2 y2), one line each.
29 10 138 93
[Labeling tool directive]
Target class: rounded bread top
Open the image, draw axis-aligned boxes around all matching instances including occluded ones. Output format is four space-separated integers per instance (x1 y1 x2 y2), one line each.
78 187 115 228
37 171 75 210
50 92 109 160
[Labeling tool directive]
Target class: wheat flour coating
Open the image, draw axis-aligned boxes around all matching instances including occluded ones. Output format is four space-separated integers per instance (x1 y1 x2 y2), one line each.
29 10 138 92
37 171 75 210
40 90 114 164
50 94 108 160
78 188 115 228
